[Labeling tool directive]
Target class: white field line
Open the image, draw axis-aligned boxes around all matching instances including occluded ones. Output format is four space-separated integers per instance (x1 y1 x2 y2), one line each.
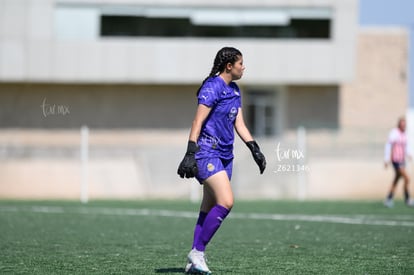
0 206 413 227
230 213 414 227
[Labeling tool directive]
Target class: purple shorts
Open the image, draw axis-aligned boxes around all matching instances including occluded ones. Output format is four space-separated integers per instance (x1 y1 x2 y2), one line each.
195 157 233 184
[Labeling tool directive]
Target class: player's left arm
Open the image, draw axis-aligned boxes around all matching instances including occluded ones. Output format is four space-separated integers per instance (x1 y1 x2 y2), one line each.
234 108 253 143
235 108 266 174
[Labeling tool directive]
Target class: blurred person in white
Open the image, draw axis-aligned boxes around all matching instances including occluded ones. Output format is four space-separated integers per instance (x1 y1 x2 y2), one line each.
384 117 414 207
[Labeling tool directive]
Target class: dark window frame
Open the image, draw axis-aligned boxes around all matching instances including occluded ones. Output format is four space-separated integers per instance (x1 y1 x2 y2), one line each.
100 15 331 39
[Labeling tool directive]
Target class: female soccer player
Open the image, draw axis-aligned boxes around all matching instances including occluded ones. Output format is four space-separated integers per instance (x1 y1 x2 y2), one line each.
177 47 266 274
384 117 414 207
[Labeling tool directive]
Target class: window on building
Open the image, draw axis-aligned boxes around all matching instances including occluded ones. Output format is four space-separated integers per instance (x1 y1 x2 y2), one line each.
100 7 332 39
246 92 277 137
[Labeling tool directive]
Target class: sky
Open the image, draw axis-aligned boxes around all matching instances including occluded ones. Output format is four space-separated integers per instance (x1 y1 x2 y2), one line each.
359 0 414 26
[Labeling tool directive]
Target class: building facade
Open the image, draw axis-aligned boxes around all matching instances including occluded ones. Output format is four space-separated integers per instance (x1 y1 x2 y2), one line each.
0 0 409 200
1 0 357 133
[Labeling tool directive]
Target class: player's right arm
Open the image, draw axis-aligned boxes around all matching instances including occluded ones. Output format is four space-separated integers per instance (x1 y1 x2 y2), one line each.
384 129 397 168
178 80 217 178
177 104 211 178
189 104 212 142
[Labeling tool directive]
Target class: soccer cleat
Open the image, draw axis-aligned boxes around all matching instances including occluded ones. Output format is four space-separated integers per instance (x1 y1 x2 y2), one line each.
383 198 394 208
406 199 414 208
186 249 211 274
184 261 193 273
186 263 211 274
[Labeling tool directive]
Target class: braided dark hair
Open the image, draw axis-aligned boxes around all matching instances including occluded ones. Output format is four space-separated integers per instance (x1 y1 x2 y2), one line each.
197 47 242 96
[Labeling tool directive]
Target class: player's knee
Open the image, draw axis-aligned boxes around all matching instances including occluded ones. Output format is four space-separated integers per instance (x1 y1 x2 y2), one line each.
225 201 234 210
402 173 410 182
220 198 233 210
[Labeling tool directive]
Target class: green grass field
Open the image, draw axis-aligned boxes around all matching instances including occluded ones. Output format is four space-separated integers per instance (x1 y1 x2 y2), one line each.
1 200 413 274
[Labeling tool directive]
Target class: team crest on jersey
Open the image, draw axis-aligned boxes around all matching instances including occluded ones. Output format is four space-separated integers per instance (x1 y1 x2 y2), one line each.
228 107 237 120
207 163 215 172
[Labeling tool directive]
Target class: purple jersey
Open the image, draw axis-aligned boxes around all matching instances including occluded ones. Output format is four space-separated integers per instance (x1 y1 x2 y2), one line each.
196 76 241 159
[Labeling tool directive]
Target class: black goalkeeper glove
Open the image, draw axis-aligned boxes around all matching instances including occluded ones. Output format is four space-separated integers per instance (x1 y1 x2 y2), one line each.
246 140 266 174
177 141 199 178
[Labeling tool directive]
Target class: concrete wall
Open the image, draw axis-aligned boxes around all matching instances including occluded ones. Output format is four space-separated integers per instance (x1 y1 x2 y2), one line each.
287 85 339 129
0 129 405 201
0 82 341 131
0 83 197 128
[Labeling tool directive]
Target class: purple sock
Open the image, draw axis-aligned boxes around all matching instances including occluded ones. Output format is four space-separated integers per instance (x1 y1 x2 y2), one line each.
194 204 230 252
192 211 208 249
